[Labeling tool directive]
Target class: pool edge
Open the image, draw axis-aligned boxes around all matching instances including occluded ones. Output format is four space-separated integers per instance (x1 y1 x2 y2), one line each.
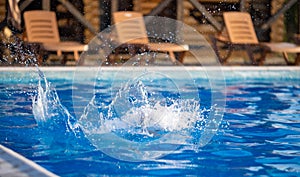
0 144 58 177
0 66 299 72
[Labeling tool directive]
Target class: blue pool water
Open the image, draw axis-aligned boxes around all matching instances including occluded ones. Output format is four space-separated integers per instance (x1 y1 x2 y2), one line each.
0 67 300 176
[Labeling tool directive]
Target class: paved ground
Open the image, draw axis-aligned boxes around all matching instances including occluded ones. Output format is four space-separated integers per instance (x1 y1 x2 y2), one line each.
74 52 293 66
183 51 292 66
0 145 57 177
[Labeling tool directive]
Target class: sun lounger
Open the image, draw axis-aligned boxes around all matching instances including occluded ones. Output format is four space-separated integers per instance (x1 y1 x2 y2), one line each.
211 12 300 65
24 10 87 64
112 11 188 64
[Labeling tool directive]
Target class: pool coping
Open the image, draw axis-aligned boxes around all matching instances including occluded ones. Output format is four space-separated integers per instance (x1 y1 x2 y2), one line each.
0 66 299 72
0 144 58 177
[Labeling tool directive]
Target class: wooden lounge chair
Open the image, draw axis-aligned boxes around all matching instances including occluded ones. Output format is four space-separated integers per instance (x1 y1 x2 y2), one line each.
23 10 87 64
112 11 188 64
211 12 299 65
262 42 300 65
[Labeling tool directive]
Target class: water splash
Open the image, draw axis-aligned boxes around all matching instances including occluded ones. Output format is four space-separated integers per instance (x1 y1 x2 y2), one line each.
79 95 202 139
77 77 211 161
1 35 39 66
31 69 215 161
32 69 85 150
79 80 202 134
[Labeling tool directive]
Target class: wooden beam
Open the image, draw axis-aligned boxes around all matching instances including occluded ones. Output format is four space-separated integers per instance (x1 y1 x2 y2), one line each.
58 0 97 35
177 0 183 21
176 0 184 42
147 0 173 16
298 0 300 34
42 0 50 10
188 0 222 32
111 0 118 14
240 0 246 12
261 0 297 30
19 0 34 11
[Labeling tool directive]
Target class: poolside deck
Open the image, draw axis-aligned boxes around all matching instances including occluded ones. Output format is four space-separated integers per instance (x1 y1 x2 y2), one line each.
0 145 58 177
183 52 295 66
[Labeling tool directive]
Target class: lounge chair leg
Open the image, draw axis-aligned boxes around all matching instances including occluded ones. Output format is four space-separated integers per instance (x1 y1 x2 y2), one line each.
257 55 265 66
210 35 223 63
282 52 290 65
74 51 79 61
281 52 300 65
295 53 300 65
29 42 43 65
168 51 177 64
176 52 186 63
246 47 259 65
209 35 232 64
257 49 267 66
148 52 156 64
57 50 62 58
60 55 67 65
282 52 297 65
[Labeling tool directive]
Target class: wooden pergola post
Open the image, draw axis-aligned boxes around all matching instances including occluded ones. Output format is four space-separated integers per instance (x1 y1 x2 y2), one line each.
111 0 118 15
240 0 247 12
58 0 97 35
177 0 183 21
295 0 300 65
147 0 173 16
42 0 50 10
261 0 298 31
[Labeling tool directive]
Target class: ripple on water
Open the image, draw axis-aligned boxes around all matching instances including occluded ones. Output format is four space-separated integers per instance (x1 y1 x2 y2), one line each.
211 149 252 157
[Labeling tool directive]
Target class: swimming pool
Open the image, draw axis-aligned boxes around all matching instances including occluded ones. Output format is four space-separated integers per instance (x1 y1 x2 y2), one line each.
0 67 299 176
